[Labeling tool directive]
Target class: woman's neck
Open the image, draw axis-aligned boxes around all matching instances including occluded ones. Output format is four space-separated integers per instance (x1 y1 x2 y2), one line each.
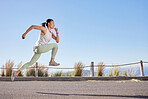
47 27 51 32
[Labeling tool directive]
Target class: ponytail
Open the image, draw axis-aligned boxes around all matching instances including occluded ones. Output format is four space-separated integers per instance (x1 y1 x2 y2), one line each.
42 22 47 27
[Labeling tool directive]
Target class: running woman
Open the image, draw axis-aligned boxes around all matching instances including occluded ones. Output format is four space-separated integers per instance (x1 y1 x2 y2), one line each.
11 19 60 81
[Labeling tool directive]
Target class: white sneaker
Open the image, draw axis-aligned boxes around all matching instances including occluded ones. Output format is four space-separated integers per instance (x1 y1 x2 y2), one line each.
49 61 60 66
11 70 16 81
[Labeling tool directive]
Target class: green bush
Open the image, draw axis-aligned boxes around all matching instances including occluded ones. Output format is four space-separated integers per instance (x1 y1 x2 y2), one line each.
113 67 120 76
54 71 62 76
67 72 74 77
109 67 120 76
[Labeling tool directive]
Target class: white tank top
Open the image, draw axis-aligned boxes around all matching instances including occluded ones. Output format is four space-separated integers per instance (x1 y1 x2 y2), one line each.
35 27 52 46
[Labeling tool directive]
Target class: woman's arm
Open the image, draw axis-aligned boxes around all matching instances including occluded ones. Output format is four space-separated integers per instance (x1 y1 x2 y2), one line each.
52 28 59 43
22 25 46 39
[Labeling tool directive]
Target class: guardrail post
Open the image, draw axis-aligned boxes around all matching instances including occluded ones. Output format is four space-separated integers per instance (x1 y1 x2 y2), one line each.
35 62 38 77
140 60 144 76
90 62 94 77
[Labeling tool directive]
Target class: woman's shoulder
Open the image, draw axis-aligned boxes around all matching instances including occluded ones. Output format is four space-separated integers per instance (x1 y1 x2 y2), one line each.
41 26 47 31
41 26 46 30
40 26 47 35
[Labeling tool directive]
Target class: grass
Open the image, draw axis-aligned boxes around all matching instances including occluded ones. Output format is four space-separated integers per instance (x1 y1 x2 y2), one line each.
109 66 120 76
113 67 120 76
127 66 137 77
109 68 113 76
121 66 137 77
74 61 84 76
96 62 104 76
54 71 62 76
62 71 74 77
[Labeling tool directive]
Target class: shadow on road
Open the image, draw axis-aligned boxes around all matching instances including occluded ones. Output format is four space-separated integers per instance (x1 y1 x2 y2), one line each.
37 92 148 98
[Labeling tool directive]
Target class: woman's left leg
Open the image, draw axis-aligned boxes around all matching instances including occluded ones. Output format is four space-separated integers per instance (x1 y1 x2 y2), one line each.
19 53 41 71
16 52 41 76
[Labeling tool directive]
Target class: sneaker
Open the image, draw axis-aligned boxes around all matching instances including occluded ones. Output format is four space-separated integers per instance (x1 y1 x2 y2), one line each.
11 70 16 81
49 61 60 66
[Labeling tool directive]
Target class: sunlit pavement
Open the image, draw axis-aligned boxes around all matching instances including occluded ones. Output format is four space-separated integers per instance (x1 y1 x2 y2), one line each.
0 80 147 99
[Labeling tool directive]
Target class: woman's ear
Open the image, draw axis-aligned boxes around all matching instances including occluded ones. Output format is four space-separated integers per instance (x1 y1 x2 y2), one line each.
48 23 50 27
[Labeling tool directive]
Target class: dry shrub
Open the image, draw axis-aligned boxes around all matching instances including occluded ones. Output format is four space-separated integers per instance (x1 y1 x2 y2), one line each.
26 68 35 77
0 60 15 77
26 63 48 77
38 64 48 77
5 60 14 76
122 71 128 76
74 62 84 76
44 69 48 77
96 62 104 76
1 65 5 77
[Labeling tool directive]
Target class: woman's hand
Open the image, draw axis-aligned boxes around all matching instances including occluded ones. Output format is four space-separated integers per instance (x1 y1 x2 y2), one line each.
22 33 26 39
52 27 59 43
54 28 58 33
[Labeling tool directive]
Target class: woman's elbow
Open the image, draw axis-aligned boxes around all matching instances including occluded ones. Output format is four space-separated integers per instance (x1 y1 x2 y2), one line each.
30 25 36 29
56 40 59 43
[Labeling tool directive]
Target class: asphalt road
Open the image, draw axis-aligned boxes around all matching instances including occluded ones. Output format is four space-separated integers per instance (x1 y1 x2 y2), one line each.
0 80 147 99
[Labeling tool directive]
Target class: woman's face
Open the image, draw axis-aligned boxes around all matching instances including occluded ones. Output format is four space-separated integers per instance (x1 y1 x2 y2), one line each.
48 21 55 29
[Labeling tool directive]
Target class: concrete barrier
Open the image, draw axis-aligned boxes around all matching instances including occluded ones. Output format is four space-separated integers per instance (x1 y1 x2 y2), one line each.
0 76 148 81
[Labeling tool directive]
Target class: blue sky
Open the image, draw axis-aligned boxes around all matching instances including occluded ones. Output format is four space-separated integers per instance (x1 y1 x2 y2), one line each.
0 0 148 69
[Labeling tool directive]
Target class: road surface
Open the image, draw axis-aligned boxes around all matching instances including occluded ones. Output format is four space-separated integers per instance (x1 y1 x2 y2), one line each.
0 80 147 99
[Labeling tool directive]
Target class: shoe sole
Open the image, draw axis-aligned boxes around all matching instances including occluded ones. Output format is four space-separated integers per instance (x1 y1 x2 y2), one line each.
49 64 60 66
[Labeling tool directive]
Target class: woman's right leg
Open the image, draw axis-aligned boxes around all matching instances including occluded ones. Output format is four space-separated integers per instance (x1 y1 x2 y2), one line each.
38 43 58 61
37 43 59 66
19 52 41 72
